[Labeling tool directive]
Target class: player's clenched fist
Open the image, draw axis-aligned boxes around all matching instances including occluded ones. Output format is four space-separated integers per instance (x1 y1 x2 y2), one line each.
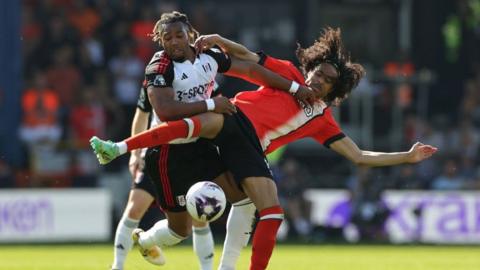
194 34 221 54
294 86 317 107
212 96 237 115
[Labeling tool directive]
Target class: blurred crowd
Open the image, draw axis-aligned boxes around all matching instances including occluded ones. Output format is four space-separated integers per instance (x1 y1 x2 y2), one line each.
13 0 202 187
2 0 480 241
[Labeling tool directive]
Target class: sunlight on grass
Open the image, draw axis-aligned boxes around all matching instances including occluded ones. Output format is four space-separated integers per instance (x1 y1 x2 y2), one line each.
0 244 479 270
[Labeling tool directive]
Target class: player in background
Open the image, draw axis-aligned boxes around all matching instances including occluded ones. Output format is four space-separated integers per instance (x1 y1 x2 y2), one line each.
110 86 153 270
91 28 437 270
109 11 317 270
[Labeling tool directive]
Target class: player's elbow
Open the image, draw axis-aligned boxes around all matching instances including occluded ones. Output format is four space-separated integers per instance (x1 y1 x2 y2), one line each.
349 153 365 166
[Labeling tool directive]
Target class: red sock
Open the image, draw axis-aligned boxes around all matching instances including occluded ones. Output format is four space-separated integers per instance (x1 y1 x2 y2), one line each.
250 205 284 270
125 116 202 151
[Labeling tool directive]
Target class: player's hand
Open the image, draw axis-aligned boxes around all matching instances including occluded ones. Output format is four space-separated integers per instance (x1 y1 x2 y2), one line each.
294 85 317 107
212 96 237 115
330 96 346 107
128 150 144 178
194 34 221 55
407 142 438 163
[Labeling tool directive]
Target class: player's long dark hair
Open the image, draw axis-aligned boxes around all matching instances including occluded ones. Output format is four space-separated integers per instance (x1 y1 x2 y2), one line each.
296 27 365 103
150 11 199 44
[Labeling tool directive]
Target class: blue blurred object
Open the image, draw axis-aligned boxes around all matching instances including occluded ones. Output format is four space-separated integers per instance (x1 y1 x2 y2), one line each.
0 0 22 167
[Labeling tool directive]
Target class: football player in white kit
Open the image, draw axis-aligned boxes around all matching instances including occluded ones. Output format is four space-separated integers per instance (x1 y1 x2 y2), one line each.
110 11 314 270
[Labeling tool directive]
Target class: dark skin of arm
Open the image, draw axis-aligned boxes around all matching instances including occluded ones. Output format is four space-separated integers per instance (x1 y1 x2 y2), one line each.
148 53 316 121
147 86 236 122
195 34 319 106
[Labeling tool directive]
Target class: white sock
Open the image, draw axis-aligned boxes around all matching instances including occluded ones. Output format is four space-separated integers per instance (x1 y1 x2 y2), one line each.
193 224 215 270
112 216 139 270
116 141 127 155
218 198 256 270
139 219 186 249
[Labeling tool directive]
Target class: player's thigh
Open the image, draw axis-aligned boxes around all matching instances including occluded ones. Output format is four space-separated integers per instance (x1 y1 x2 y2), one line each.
144 145 191 212
198 112 225 139
213 171 248 203
125 188 155 220
164 210 193 237
241 176 279 211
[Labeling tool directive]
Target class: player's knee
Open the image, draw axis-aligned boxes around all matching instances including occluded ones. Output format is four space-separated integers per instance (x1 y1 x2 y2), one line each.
192 219 209 228
214 172 247 203
242 177 280 210
169 220 192 237
126 208 144 220
125 202 148 220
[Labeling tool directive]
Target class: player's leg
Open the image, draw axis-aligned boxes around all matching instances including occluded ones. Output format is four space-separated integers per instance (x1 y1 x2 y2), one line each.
210 111 283 270
216 176 281 270
136 210 191 249
90 112 225 163
131 146 182 266
124 112 224 150
214 172 256 270
241 177 283 270
135 143 219 267
218 198 256 270
189 170 252 270
192 219 214 270
112 174 155 270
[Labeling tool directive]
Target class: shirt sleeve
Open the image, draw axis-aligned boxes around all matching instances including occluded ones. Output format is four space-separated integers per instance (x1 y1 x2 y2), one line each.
204 47 232 73
145 51 174 88
311 109 345 147
136 82 152 113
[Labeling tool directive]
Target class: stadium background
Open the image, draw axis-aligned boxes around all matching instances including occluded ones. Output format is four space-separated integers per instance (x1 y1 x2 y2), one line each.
1 0 480 268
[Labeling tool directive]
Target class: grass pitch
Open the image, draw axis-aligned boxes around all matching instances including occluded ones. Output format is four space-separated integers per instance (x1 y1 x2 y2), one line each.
0 244 479 270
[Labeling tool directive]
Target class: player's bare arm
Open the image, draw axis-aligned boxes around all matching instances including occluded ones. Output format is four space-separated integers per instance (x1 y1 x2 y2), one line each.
196 34 318 106
329 136 438 166
147 85 236 121
195 34 260 63
226 58 317 106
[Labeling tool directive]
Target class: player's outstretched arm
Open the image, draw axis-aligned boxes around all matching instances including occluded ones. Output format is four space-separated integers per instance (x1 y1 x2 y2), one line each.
196 34 317 106
226 57 317 106
195 34 259 62
329 136 438 167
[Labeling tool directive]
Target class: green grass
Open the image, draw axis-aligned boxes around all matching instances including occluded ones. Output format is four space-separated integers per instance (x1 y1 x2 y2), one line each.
0 244 479 270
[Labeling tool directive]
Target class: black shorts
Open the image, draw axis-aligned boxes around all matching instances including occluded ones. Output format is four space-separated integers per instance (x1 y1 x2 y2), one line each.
144 139 226 212
132 170 158 198
212 108 273 184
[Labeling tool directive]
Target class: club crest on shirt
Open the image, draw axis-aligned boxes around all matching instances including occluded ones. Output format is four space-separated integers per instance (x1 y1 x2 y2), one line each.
153 75 166 87
177 195 186 206
299 100 327 118
299 101 314 117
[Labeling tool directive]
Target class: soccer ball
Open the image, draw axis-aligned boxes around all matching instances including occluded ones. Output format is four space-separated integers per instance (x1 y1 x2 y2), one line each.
186 181 227 222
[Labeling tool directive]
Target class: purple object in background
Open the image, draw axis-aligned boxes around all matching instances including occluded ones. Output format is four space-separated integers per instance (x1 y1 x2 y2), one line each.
326 200 351 228
0 198 53 233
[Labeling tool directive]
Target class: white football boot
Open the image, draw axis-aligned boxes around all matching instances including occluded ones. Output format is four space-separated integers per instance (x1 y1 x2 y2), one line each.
132 228 166 265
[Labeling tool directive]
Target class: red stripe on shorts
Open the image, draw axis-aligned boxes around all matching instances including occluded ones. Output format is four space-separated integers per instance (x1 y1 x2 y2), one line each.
158 145 174 207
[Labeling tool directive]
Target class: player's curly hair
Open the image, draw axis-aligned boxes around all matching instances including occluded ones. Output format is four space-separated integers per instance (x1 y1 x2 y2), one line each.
296 27 365 103
150 11 199 44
